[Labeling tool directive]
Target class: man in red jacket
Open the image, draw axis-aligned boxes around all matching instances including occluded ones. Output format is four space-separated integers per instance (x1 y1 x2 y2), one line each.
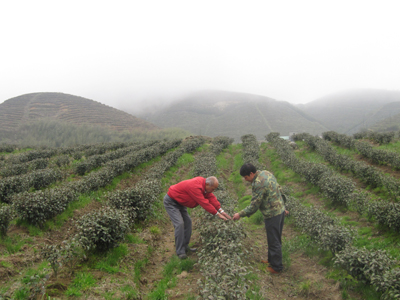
164 176 231 259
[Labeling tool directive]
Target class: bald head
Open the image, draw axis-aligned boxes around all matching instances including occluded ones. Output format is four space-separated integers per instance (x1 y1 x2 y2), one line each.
205 176 219 193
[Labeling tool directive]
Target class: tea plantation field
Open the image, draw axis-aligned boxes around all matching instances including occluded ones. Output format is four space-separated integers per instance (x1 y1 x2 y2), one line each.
1 132 400 300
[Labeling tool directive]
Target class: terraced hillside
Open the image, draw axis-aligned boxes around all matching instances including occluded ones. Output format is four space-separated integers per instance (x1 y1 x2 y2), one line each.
1 133 400 299
0 92 158 133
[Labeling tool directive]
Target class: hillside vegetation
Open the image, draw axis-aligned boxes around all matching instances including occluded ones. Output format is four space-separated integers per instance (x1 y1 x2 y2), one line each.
0 92 159 137
139 90 328 141
0 93 191 146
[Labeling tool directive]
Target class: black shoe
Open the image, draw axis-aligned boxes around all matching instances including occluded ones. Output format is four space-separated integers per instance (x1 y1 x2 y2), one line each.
178 254 188 259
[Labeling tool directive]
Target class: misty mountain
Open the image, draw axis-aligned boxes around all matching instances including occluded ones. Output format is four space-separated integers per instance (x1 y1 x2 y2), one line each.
137 90 328 141
297 89 400 134
370 102 400 132
0 92 159 133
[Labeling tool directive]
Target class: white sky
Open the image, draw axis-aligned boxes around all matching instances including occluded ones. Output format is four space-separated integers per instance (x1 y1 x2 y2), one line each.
1 0 400 111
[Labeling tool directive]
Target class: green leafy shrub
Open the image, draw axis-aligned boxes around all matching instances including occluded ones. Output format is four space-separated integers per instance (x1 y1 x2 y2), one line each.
54 155 70 167
334 246 396 284
286 196 354 253
40 244 63 278
75 207 129 252
108 180 160 222
14 187 76 226
0 204 15 236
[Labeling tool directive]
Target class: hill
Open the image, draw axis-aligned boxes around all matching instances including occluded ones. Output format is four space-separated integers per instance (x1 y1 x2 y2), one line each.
370 103 400 131
0 92 159 133
298 89 400 134
139 90 328 141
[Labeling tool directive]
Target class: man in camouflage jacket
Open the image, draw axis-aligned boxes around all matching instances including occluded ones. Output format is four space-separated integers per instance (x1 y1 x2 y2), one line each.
233 163 287 273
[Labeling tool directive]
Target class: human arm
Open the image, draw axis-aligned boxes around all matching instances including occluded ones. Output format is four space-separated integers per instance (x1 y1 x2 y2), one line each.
216 211 229 220
204 192 231 219
236 186 264 218
217 208 232 220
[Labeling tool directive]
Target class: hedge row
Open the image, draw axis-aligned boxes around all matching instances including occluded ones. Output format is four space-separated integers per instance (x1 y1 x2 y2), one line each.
0 158 49 177
6 148 58 165
74 136 205 252
297 132 400 199
285 195 354 254
267 133 356 206
2 141 133 166
210 136 234 155
266 142 400 299
353 130 397 144
271 133 400 232
241 134 263 170
284 192 399 299
323 131 400 169
0 169 64 203
73 141 158 175
82 141 134 157
11 139 182 227
0 144 18 153
193 137 248 299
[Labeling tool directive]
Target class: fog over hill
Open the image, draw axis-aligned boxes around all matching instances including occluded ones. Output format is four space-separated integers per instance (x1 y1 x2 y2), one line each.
133 90 328 141
297 89 400 134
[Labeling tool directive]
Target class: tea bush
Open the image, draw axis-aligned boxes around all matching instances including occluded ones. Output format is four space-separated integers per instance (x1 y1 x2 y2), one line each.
75 207 130 251
285 196 354 254
108 180 160 222
14 187 76 226
298 132 400 199
324 131 400 169
334 246 396 284
0 204 15 236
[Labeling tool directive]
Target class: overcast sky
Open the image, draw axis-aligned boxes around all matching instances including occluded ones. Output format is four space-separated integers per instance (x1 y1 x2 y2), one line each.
1 0 400 111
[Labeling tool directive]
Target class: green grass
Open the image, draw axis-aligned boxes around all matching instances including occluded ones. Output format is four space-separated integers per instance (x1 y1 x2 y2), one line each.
134 258 149 284
93 244 128 273
12 261 49 299
147 256 196 299
119 284 140 299
327 268 381 300
162 153 195 186
216 153 229 170
125 234 145 244
149 225 161 235
65 272 97 297
0 235 34 254
13 287 30 300
0 261 12 268
375 140 400 152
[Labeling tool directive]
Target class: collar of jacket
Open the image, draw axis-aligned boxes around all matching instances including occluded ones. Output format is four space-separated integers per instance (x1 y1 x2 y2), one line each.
251 170 261 186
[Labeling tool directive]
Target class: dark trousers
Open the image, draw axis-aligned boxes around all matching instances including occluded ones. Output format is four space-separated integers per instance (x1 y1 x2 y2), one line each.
163 194 192 256
264 211 285 271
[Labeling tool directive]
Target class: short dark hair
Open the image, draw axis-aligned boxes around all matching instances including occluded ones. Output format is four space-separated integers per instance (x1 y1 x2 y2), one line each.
240 163 257 177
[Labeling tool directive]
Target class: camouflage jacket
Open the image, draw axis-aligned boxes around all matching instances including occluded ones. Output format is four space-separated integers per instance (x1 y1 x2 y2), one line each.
238 170 285 219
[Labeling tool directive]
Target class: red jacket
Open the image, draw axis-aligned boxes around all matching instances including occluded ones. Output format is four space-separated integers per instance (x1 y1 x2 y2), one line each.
167 177 221 215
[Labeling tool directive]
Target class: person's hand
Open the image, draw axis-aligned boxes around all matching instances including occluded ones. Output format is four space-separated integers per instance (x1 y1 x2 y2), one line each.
285 210 289 216
222 212 232 220
217 213 228 220
233 213 241 221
